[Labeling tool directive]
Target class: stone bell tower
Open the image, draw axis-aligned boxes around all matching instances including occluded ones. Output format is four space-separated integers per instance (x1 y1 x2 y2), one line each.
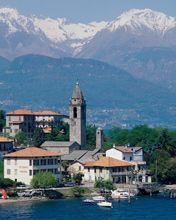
69 83 86 148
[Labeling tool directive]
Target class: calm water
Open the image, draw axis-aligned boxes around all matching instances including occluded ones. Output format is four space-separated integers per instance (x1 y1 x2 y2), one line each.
0 196 176 220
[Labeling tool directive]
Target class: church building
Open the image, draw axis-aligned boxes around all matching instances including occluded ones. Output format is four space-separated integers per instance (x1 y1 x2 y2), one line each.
41 83 87 154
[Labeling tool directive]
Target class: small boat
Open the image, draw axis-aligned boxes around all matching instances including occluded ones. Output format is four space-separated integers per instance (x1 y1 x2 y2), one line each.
97 201 112 208
92 195 105 202
83 198 95 203
111 189 135 200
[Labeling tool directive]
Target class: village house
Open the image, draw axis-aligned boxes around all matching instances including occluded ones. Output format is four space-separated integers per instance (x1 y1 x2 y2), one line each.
0 136 14 160
4 109 67 138
61 127 104 176
84 156 135 184
4 147 62 185
41 141 80 155
106 145 151 183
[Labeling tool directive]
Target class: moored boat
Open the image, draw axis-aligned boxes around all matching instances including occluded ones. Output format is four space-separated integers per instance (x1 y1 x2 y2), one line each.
111 189 135 200
83 198 95 203
97 201 112 208
92 195 105 202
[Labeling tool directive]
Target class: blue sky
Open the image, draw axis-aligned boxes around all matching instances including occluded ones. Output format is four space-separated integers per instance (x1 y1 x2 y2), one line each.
0 0 176 23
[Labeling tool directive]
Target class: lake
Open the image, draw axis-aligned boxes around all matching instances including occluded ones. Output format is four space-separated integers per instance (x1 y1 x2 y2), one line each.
0 196 176 220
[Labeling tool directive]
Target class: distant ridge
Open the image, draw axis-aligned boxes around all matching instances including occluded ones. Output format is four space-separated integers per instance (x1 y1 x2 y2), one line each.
0 55 175 127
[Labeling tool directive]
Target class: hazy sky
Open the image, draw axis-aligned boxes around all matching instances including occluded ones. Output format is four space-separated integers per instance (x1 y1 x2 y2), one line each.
0 0 176 23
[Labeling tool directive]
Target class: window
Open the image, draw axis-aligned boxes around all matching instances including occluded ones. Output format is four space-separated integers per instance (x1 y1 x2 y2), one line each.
99 168 102 173
29 170 32 176
130 156 132 161
14 159 17 165
123 157 126 160
79 166 82 171
73 107 77 118
94 168 96 173
14 169 17 175
7 159 11 165
88 168 90 172
29 160 32 166
33 160 40 166
7 169 11 175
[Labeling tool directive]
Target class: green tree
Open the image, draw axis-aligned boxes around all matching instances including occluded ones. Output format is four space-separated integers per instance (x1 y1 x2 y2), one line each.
149 149 170 182
71 186 85 197
154 129 174 154
15 132 31 145
164 158 176 184
0 110 5 132
32 127 45 147
86 125 97 149
45 122 69 142
73 173 83 185
95 179 114 190
31 171 56 188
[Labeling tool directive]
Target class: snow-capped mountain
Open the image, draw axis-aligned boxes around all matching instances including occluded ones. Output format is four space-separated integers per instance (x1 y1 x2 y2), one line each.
1 7 176 89
0 7 176 59
0 7 108 58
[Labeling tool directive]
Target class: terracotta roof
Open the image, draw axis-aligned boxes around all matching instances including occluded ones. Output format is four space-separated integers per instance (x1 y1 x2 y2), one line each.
7 109 60 116
4 147 62 158
0 136 14 143
7 109 34 116
34 111 60 116
115 146 142 153
42 127 52 134
84 157 134 168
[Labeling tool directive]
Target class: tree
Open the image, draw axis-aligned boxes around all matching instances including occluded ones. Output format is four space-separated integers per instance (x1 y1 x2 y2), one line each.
31 172 56 188
0 110 5 132
45 122 69 142
73 173 83 185
71 186 85 197
86 125 97 149
95 179 114 190
149 149 170 182
32 127 45 147
163 158 176 184
15 132 31 146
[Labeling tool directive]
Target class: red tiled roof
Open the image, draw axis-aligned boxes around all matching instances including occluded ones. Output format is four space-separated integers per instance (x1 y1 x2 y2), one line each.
0 136 14 143
84 157 134 168
4 147 62 158
34 111 60 116
115 146 142 153
7 109 34 116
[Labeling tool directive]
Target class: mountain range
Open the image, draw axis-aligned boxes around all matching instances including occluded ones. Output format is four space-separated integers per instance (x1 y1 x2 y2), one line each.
0 8 176 127
0 55 176 128
0 8 176 90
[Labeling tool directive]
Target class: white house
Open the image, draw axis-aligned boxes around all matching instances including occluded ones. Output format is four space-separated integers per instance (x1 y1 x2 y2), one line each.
84 156 134 184
106 145 151 183
106 145 143 162
4 147 62 185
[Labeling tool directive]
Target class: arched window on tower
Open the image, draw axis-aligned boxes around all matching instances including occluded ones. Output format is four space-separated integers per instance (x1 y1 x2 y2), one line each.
73 107 77 118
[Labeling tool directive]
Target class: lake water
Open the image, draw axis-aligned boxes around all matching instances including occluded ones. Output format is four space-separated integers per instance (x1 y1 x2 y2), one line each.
0 196 176 220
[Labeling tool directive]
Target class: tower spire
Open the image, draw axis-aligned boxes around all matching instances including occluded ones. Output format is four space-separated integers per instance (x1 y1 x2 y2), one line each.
69 82 86 148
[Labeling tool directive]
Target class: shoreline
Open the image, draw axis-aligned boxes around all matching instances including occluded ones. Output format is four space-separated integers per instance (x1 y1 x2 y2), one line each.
0 197 49 205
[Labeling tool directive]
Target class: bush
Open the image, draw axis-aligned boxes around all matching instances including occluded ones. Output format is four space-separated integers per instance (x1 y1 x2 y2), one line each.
31 171 57 188
71 186 85 197
0 178 14 188
95 180 114 190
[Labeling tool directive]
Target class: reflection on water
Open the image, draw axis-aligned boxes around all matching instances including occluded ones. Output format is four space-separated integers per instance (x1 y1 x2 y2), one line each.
1 197 176 220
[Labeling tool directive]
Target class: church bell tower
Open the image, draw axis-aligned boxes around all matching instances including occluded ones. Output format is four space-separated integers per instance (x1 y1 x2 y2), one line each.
69 83 86 148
